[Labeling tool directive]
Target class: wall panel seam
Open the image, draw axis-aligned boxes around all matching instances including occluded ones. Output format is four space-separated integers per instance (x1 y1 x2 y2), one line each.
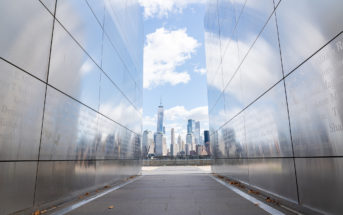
32 0 58 208
272 0 300 204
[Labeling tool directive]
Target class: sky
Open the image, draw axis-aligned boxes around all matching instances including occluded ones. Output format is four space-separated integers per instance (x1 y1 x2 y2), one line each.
138 0 209 146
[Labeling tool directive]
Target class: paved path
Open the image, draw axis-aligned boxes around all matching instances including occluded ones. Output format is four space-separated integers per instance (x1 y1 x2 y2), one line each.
62 166 279 215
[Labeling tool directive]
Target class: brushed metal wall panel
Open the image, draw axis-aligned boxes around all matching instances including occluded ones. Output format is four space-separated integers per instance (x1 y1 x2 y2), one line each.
40 0 56 14
86 0 105 27
207 84 223 112
220 115 247 158
209 94 226 132
217 0 236 53
120 129 136 159
0 162 37 215
221 31 240 89
235 0 274 65
99 73 140 133
103 0 143 79
245 82 293 158
240 14 283 107
286 34 343 157
223 69 244 122
56 0 103 65
34 160 141 207
212 158 249 183
101 36 127 93
103 8 132 75
0 59 45 160
0 0 53 81
295 158 343 215
276 0 343 74
99 72 124 121
96 115 121 159
48 22 101 110
94 160 124 186
40 87 99 160
34 160 97 207
248 158 298 203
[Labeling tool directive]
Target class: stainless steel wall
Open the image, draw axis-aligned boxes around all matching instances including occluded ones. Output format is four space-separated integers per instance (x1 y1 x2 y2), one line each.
205 0 343 214
0 0 143 214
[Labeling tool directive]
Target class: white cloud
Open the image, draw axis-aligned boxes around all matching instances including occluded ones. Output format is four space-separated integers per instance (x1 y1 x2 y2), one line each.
138 0 206 19
143 115 157 129
143 27 200 89
194 67 206 75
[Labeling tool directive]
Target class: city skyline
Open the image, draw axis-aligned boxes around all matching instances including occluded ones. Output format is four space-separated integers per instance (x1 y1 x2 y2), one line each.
142 103 209 154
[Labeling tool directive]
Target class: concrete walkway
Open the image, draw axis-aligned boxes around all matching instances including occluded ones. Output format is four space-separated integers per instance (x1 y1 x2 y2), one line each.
61 166 283 215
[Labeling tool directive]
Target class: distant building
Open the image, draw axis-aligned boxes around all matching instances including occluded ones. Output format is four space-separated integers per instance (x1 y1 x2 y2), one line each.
178 134 185 152
155 132 163 156
148 143 155 155
156 103 164 133
171 142 179 157
162 135 167 156
204 130 210 143
181 139 185 155
185 143 190 155
186 133 194 146
192 142 196 152
204 130 210 155
194 121 201 145
196 145 208 156
187 119 195 134
187 119 199 152
142 130 153 157
186 133 195 155
171 128 175 145
170 128 179 156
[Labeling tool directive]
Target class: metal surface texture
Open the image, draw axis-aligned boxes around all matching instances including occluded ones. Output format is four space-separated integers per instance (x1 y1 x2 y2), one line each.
276 0 343 75
0 59 45 161
40 87 99 160
48 21 101 110
286 33 343 157
34 160 141 208
247 158 298 203
0 162 37 215
295 157 343 215
244 82 292 158
0 0 143 214
206 0 343 214
0 0 53 81
212 158 249 182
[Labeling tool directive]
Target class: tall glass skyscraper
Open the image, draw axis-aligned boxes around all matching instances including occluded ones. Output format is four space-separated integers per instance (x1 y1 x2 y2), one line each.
194 121 201 145
0 1 143 214
205 0 343 214
156 103 164 133
187 119 195 134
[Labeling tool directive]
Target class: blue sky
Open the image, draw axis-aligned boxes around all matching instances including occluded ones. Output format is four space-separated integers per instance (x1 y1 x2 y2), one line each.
138 0 209 145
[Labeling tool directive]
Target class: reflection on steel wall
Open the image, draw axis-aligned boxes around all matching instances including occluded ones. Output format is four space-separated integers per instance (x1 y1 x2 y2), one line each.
205 0 343 214
0 0 143 214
